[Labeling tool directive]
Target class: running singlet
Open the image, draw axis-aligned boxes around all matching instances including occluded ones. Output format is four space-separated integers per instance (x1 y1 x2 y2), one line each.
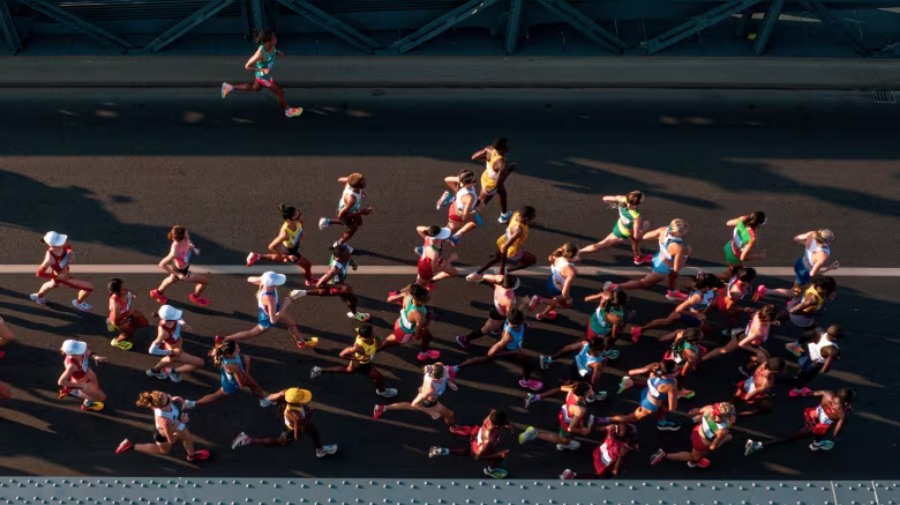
337 186 363 215
503 321 524 351
616 205 640 238
254 45 277 79
740 365 771 399
399 298 427 334
658 230 683 263
328 255 349 284
669 340 698 365
481 150 503 193
159 321 182 349
729 221 755 258
48 246 73 275
805 398 844 435
743 313 770 345
355 336 377 364
550 258 576 290
803 240 830 270
496 213 529 258
725 277 749 301
173 242 192 269
258 288 280 312
420 372 447 407
699 413 730 442
281 222 303 250
807 330 839 364
589 305 623 336
65 354 90 381
494 286 514 315
798 286 825 314
284 404 308 430
455 186 478 217
574 343 603 376
688 289 716 313
559 392 586 432
645 376 673 403
221 354 244 387
154 403 184 433
110 291 134 318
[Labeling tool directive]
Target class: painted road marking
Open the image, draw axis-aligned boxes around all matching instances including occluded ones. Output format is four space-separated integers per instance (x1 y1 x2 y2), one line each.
0 265 896 277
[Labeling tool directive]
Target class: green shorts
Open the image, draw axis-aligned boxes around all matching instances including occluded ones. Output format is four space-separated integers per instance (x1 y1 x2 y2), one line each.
723 242 742 265
612 222 631 240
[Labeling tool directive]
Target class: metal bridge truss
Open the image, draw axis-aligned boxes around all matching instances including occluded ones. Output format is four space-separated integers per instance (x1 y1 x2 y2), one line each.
0 0 888 56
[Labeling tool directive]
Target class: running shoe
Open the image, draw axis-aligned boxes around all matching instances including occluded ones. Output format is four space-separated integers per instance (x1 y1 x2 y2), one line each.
528 295 543 312
289 289 307 300
687 458 711 468
115 439 134 454
498 211 513 224
186 449 210 462
536 310 557 321
588 391 608 402
183 400 196 409
297 337 319 349
58 387 73 400
809 440 834 451
417 350 441 361
650 448 666 465
221 82 232 99
318 218 331 230
81 401 104 411
316 445 338 458
602 281 617 292
556 440 581 451
744 439 763 456
413 246 424 257
429 446 449 458
231 432 251 450
633 253 654 265
789 387 813 397
657 419 681 431
110 338 133 351
560 469 575 480
518 379 543 391
106 318 117 332
29 294 47 305
259 397 274 408
72 300 92 312
348 312 370 322
631 327 642 343
617 376 634 394
436 191 455 210
484 467 508 479
310 366 323 379
602 349 620 360
149 289 167 304
455 335 471 351
246 252 260 267
752 284 768 302
168 370 182 383
466 273 484 283
539 355 552 370
524 392 537 409
189 294 210 307
518 426 537 444
145 369 168 380
665 290 688 301
373 404 385 420
285 107 304 118
448 425 473 437
376 388 398 398
785 341 803 357
447 365 458 379
678 389 695 400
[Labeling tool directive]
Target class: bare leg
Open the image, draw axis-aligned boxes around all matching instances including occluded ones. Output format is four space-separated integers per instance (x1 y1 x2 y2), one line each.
195 388 228 406
224 325 267 342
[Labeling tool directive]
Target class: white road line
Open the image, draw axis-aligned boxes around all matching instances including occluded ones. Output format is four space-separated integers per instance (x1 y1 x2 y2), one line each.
0 265 896 277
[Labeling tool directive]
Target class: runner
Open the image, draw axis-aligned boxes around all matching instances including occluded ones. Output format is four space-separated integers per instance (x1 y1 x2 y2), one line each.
721 212 767 279
530 243 579 322
115 391 210 462
560 423 639 479
630 272 722 343
107 278 149 351
0 317 13 359
145 305 204 383
310 324 398 398
289 243 370 323
231 387 338 458
658 328 703 399
413 225 458 290
57 339 107 412
745 388 854 454
192 340 274 407
702 305 778 362
245 204 315 285
373 363 470 436
518 382 594 451
790 229 840 291
578 192 651 265
220 29 303 118
472 137 516 224
466 206 537 281
778 324 844 397
428 409 516 479
378 283 440 361
448 307 542 391
31 231 94 311
714 266 758 331
219 271 316 348
731 353 785 417
435 170 484 244
150 226 211 307
529 338 609 408
595 360 681 431
650 402 736 469
601 219 691 300
455 274 525 351
582 290 629 360
318 173 373 248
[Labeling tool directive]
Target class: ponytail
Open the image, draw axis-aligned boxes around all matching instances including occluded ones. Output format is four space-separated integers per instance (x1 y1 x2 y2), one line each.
167 225 187 242
136 391 165 408
551 243 578 260
279 204 298 221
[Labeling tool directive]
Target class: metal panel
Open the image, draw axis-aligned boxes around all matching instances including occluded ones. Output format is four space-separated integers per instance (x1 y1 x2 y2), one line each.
752 0 783 55
0 0 22 53
875 481 900 505
797 0 869 54
388 0 503 54
504 0 523 54
533 0 627 53
832 481 878 505
145 0 236 52
274 0 379 52
15 0 135 51
644 0 767 53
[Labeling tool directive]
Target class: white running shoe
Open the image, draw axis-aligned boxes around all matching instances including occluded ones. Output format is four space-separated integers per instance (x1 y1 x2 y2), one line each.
30 293 47 305
376 388 398 398
289 289 307 300
316 444 338 458
556 440 581 451
260 397 274 408
318 218 330 230
72 300 92 312
560 469 575 480
168 370 182 383
231 432 251 450
310 366 323 379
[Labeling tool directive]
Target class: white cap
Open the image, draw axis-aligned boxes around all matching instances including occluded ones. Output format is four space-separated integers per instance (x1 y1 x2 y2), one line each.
157 305 183 321
61 339 87 355
43 231 68 247
260 271 287 287
433 227 452 240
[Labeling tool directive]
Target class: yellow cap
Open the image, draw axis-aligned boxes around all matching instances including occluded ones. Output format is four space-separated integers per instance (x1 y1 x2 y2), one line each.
285 388 312 405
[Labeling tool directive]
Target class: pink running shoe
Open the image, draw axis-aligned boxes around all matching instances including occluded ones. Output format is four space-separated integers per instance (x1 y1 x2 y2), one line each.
373 405 385 420
633 254 654 265
518 379 543 391
528 296 543 312
631 327 642 343
246 252 260 267
789 387 813 397
149 289 167 304
417 350 441 361
189 294 210 307
753 284 768 302
536 310 557 321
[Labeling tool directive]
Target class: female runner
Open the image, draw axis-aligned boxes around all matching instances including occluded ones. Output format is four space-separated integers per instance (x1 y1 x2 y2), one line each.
245 204 315 285
560 423 639 479
289 243 369 322
220 271 315 348
374 363 471 436
651 402 736 469
436 170 484 244
193 340 273 407
702 305 778 362
378 283 440 361
318 173 373 248
472 137 516 224
115 391 211 462
745 388 854 454
715 266 758 331
456 274 527 350
630 272 721 342
107 278 149 351
428 409 515 479
310 324 398 398
220 29 304 118
529 338 610 408
582 290 629 360
150 226 211 307
578 192 651 265
721 212 767 279
595 360 681 431
58 339 107 412
602 219 691 300
758 229 838 300
146 304 204 383
518 381 594 451
530 243 579 322
31 231 94 311
466 206 537 281
413 225 458 290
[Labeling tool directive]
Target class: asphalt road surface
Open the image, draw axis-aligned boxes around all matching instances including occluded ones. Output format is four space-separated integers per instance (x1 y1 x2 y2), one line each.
0 89 898 480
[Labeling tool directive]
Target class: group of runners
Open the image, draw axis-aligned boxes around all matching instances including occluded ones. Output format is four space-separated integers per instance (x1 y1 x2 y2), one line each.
4 127 856 479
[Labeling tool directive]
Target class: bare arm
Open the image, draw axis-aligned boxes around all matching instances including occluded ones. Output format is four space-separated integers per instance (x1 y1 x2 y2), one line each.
726 216 745 227
471 147 488 162
267 229 288 253
740 237 757 261
316 267 339 289
709 429 732 450
158 244 177 271
244 49 264 71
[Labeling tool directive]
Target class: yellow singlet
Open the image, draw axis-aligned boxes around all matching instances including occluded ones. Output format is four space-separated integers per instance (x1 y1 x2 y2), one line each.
281 221 303 249
355 336 377 365
496 212 529 258
480 150 503 193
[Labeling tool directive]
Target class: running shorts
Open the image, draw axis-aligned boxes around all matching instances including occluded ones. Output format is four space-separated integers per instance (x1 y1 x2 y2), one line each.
691 425 712 453
794 257 812 286
804 407 831 436
392 319 416 344
417 257 435 281
256 76 274 88
724 242 742 266
651 254 672 275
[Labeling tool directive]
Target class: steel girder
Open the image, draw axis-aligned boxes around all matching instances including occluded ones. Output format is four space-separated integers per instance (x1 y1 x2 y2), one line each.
273 0 378 53
145 0 237 53
0 0 22 54
644 0 768 53
388 0 504 54
532 0 628 54
798 0 869 54
752 0 784 55
504 0 524 54
15 0 135 52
